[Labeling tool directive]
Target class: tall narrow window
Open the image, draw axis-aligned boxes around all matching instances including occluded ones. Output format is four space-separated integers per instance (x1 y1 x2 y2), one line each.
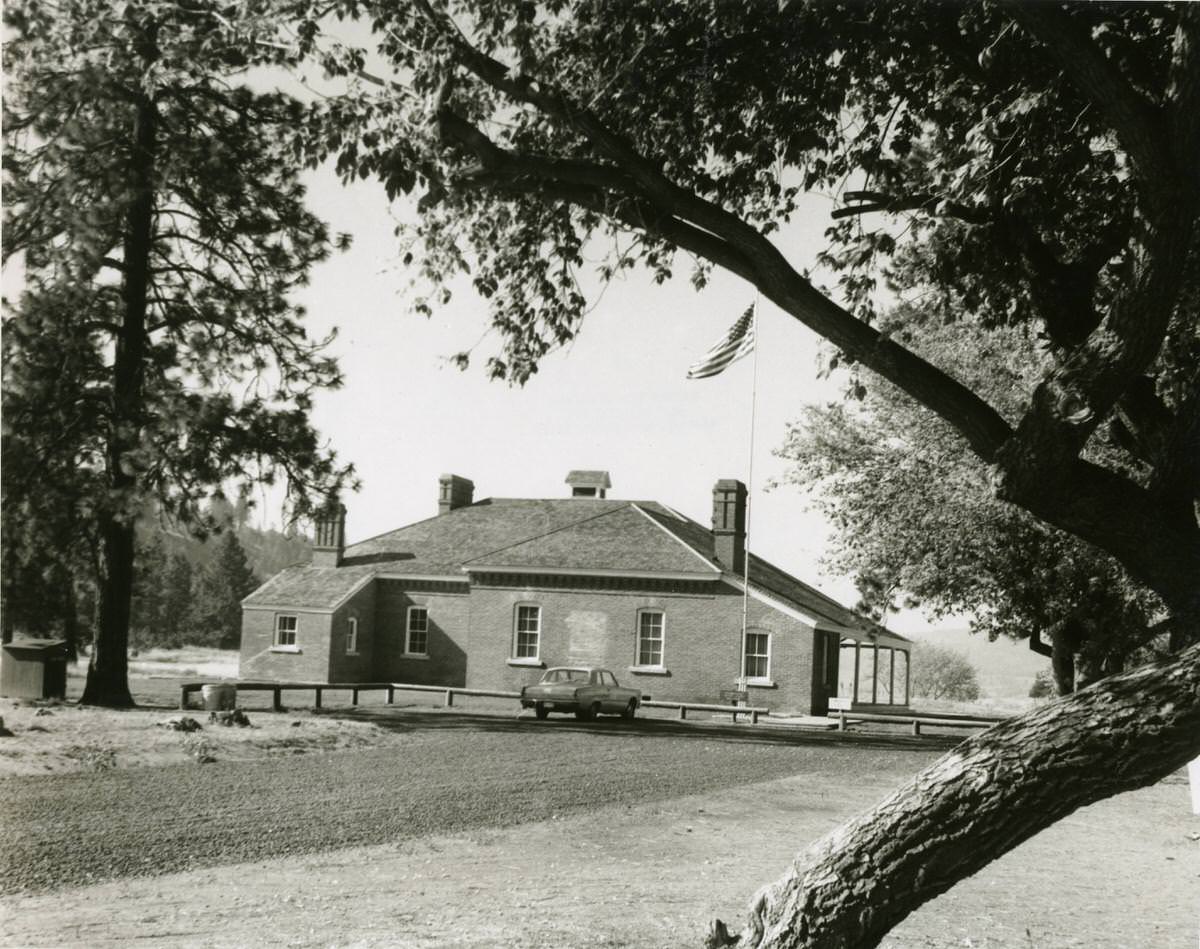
406 606 429 656
513 605 541 659
275 614 298 646
636 610 664 667
345 617 359 655
743 631 770 681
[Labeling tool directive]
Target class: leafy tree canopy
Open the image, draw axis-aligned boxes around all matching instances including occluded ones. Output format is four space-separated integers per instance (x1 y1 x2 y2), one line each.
281 5 1199 945
779 311 1163 692
3 0 357 701
294 0 1198 624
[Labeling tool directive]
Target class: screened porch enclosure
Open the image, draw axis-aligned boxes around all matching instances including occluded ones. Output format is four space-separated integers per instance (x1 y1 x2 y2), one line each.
837 636 910 708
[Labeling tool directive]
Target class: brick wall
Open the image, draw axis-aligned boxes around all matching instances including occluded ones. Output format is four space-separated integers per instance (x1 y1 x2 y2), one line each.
327 583 377 682
239 608 333 682
464 577 820 713
240 573 828 713
374 579 470 686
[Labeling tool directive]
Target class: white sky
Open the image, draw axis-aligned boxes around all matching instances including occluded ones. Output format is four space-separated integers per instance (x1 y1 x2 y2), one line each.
286 171 881 609
2 21 962 635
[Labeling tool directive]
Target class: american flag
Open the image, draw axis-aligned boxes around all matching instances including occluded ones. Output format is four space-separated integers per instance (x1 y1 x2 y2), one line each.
686 304 756 379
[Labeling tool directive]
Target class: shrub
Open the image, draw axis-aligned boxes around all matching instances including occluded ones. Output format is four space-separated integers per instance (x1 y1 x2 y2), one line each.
1029 669 1055 700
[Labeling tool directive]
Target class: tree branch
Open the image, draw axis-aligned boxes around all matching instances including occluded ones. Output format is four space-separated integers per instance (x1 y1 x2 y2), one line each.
1002 1 1172 192
417 18 1015 461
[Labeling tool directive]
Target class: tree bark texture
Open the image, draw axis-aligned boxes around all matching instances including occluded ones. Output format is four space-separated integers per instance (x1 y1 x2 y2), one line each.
718 642 1200 949
81 78 156 708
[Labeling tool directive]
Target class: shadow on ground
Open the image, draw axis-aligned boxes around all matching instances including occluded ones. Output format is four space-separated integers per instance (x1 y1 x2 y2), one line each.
318 703 966 754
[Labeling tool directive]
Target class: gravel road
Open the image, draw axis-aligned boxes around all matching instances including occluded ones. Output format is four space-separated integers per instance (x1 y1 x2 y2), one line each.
0 708 945 893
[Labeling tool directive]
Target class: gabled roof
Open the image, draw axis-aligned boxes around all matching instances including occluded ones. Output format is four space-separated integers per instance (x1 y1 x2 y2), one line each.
244 494 893 637
242 564 375 612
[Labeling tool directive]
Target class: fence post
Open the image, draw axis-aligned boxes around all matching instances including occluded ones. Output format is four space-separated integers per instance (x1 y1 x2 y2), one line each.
678 706 687 720
352 688 359 706
445 689 454 707
751 710 760 725
314 687 322 709
387 685 395 705
273 687 282 711
179 686 189 710
838 709 847 732
911 720 921 737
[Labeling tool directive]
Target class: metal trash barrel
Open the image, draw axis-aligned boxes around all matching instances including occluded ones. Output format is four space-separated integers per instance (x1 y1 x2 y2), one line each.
201 683 237 711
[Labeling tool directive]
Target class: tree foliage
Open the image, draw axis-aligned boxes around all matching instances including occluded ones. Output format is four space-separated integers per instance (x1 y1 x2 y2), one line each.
286 2 1198 945
779 313 1163 694
3 0 355 704
293 0 1198 618
190 531 259 649
908 643 982 702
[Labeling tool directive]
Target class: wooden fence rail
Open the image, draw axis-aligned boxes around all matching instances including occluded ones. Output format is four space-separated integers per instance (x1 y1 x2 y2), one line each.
180 681 771 723
836 708 1004 736
641 699 769 724
179 681 523 711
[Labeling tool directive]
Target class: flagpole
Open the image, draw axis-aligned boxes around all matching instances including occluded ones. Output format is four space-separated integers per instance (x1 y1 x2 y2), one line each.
738 300 760 698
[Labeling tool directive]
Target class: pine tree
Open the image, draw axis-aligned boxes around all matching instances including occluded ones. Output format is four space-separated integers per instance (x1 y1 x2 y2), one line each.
191 532 258 650
160 553 194 648
3 1 356 705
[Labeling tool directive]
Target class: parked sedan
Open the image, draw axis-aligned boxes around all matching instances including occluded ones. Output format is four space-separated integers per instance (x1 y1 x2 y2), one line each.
520 667 642 721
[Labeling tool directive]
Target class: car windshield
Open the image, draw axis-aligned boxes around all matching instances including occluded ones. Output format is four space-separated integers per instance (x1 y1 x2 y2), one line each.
541 669 590 684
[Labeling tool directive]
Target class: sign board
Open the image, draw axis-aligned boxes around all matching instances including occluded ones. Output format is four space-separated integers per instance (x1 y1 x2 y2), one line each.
828 696 852 711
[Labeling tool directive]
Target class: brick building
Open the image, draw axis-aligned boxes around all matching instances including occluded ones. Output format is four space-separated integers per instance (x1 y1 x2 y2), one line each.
239 472 911 714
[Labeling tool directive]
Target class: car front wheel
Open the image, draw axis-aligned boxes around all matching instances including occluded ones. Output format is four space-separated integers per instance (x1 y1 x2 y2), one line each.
620 700 637 720
534 703 549 720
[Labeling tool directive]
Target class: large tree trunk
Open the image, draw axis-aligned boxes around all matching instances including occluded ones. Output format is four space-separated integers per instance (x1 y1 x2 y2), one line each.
712 641 1200 949
81 63 157 708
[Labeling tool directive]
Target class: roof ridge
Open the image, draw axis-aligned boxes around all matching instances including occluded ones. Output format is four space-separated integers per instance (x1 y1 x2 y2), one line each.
630 504 721 572
461 503 637 564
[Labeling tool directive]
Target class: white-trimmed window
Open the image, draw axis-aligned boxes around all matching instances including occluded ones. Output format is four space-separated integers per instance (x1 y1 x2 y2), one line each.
345 617 359 655
743 631 770 682
636 610 665 667
275 614 298 646
513 604 541 659
406 606 429 656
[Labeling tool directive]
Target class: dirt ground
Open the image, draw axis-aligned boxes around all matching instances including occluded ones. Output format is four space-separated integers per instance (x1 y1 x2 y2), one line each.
1 668 1196 948
1 770 1195 949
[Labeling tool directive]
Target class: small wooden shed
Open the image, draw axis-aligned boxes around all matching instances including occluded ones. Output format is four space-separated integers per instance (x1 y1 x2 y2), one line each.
0 639 69 700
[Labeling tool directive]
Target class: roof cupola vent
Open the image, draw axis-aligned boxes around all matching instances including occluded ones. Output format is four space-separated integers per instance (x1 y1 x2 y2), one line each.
565 470 612 498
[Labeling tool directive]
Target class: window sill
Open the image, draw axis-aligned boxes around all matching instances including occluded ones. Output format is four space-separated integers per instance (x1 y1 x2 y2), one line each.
746 678 775 688
628 665 670 676
270 645 302 654
401 652 429 660
507 657 544 668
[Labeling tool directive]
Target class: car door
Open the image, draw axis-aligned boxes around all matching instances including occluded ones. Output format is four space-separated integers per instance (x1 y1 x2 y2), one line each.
599 671 620 711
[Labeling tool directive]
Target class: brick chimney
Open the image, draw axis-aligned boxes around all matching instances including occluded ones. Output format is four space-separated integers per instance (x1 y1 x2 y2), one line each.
565 470 611 498
711 479 747 573
438 474 475 515
312 502 346 567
